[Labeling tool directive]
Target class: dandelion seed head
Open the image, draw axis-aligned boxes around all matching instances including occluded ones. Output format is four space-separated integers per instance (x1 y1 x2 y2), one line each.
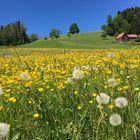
115 97 128 108
96 93 110 105
109 114 122 126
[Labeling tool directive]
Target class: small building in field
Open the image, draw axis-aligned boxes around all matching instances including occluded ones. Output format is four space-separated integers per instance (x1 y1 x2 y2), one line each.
116 33 138 43
127 34 138 42
116 33 129 43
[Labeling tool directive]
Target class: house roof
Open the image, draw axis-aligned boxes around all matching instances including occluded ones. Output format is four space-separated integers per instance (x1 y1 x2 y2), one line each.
116 33 125 39
127 34 138 38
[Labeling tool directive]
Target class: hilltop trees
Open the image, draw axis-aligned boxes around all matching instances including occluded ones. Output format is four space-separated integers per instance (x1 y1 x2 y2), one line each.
29 33 39 42
102 7 140 36
69 23 80 34
49 28 61 39
0 21 29 46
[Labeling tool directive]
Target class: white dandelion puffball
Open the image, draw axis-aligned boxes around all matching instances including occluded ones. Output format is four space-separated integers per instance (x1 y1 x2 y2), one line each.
0 87 2 96
0 123 9 138
108 78 118 87
67 77 73 84
107 52 115 58
109 114 122 126
72 69 84 80
96 93 110 105
115 97 128 108
20 72 30 81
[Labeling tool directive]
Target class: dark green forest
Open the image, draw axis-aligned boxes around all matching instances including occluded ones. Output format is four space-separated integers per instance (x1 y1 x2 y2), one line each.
0 21 30 46
102 7 140 36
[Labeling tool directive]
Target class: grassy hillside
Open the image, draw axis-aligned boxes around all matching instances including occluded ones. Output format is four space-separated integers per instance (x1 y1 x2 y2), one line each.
5 32 140 49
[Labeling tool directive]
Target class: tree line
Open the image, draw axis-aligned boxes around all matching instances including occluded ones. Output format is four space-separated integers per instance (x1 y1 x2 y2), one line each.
102 7 140 37
0 21 29 46
0 21 80 46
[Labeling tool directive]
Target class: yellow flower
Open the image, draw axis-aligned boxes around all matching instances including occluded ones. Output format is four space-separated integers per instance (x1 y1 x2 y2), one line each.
28 100 32 104
123 86 129 90
33 113 40 119
77 105 82 110
89 100 94 104
135 88 139 91
117 87 122 91
108 104 114 109
92 93 97 97
74 91 78 95
0 106 3 111
138 92 140 97
9 97 16 103
38 88 44 92
73 127 78 133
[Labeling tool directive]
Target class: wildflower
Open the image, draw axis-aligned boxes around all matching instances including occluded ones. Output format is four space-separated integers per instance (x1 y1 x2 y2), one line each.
9 97 16 103
38 88 44 92
115 97 128 108
92 93 97 97
135 88 139 91
89 100 94 104
0 106 3 111
96 93 110 105
72 69 84 79
73 127 78 133
0 87 2 96
74 91 78 95
67 77 73 84
0 123 9 138
77 105 82 110
138 92 140 97
107 53 115 58
108 104 114 109
33 113 40 119
109 114 122 126
117 87 122 91
20 72 30 81
108 78 118 87
123 86 129 90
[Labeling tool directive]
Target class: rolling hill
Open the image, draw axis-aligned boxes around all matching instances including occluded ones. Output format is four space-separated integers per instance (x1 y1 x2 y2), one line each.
5 32 140 49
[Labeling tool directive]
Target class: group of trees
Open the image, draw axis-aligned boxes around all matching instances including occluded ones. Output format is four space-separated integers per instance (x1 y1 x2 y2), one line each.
0 21 80 46
102 7 140 37
0 21 39 46
0 21 29 46
49 23 80 39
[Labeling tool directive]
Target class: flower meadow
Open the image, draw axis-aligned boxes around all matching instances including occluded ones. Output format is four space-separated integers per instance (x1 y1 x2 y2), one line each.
0 48 140 140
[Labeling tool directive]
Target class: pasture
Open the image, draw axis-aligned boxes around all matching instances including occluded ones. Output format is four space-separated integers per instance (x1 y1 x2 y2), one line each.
0 48 140 139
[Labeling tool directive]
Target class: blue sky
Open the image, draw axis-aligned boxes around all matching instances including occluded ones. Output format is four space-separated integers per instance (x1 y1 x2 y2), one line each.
0 0 140 37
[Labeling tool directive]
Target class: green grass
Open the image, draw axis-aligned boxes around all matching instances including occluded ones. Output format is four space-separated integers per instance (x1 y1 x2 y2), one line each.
18 32 140 49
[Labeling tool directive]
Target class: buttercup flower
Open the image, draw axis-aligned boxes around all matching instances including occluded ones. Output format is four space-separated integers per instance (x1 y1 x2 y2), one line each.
96 93 110 105
72 69 84 79
109 114 122 126
115 97 128 108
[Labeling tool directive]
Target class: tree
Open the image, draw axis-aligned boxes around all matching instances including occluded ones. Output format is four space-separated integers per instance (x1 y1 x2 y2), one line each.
44 36 48 40
69 23 79 34
30 34 39 42
67 32 71 38
102 7 140 36
0 20 29 46
101 31 107 40
49 29 61 39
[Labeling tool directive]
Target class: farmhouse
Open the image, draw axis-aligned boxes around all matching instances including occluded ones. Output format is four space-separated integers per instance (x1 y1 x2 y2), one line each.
116 33 138 43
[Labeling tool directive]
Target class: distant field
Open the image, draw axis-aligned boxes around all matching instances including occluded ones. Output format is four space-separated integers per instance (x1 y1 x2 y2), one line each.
17 32 140 49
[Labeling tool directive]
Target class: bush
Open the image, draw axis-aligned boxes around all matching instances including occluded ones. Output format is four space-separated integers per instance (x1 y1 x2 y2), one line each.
44 36 48 40
135 37 140 42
